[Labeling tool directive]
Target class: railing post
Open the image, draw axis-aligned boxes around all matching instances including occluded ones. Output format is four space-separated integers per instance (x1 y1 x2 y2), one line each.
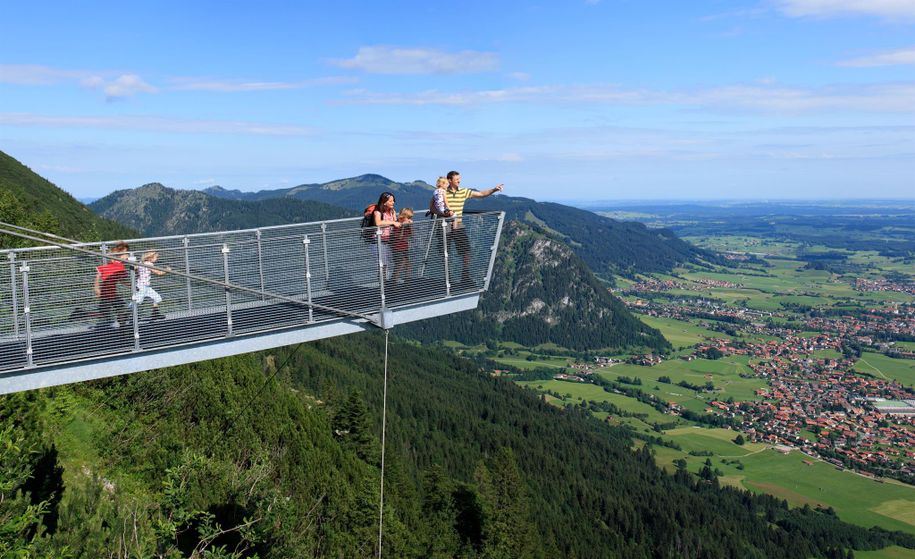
376 229 386 309
256 229 266 300
183 236 193 310
419 216 437 278
483 213 505 292
441 220 451 297
128 256 141 351
321 222 329 281
8 253 19 338
20 262 32 368
222 244 233 336
303 235 314 323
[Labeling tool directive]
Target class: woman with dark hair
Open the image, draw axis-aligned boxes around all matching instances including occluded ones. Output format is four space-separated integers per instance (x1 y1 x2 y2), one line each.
372 192 410 279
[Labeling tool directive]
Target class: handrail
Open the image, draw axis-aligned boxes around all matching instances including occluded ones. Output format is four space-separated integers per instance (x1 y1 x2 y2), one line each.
0 211 506 375
0 221 372 322
0 211 506 256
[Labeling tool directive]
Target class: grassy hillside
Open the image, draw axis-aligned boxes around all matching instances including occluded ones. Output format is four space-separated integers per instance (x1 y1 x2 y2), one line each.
0 150 133 241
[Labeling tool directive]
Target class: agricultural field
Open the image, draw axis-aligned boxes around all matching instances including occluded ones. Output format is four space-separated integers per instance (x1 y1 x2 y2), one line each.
856 351 915 388
635 314 731 348
647 427 915 536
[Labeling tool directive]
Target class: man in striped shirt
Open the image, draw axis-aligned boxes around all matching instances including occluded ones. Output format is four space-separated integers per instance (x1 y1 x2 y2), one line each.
445 170 504 283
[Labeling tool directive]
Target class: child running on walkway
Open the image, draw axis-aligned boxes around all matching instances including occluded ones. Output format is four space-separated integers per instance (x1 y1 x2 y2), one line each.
94 242 131 328
131 250 170 320
391 208 414 284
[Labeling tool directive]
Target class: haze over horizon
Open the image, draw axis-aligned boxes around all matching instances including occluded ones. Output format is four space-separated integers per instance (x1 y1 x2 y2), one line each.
2 0 913 201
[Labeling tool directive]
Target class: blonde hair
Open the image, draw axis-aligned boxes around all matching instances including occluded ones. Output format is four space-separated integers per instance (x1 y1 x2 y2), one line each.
141 250 159 263
435 177 448 189
399 208 414 219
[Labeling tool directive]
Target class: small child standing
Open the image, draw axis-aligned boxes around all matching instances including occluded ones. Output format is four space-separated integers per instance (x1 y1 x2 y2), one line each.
391 208 414 284
132 250 169 320
430 177 453 218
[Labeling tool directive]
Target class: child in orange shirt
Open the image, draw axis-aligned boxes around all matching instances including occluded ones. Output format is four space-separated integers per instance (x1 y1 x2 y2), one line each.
391 208 414 284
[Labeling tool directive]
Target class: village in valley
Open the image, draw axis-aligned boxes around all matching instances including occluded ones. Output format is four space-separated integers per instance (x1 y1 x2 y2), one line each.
449 223 915 537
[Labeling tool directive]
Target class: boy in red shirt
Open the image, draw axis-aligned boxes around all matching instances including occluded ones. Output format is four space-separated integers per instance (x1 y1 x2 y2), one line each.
94 242 131 328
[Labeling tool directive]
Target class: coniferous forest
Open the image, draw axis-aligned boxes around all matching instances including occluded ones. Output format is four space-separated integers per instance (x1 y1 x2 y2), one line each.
4 334 914 557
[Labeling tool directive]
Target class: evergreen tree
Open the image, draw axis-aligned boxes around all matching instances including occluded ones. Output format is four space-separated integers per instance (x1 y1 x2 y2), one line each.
332 391 379 465
476 448 540 559
419 464 461 558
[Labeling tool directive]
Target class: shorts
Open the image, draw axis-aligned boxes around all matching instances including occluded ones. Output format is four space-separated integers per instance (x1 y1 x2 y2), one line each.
449 227 470 256
133 285 163 305
393 248 409 266
371 242 394 273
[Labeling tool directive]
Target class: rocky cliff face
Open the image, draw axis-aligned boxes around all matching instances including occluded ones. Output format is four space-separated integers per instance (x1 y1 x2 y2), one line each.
402 221 669 352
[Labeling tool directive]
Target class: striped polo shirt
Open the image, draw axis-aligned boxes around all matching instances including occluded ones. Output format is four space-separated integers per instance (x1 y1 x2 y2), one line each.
444 187 474 217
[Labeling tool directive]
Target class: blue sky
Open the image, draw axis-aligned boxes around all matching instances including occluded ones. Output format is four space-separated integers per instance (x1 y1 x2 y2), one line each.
1 0 913 201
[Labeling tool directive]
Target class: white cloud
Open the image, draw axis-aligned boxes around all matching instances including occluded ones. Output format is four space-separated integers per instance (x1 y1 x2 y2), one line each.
103 74 158 100
0 64 87 85
838 47 915 66
168 75 356 92
0 113 314 136
1 63 353 99
776 0 915 21
331 46 499 75
507 72 531 81
0 64 157 100
338 82 915 113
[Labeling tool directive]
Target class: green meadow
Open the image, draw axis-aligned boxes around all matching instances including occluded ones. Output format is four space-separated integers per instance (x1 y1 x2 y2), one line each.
635 314 731 348
856 351 915 387
649 427 915 535
517 379 676 424
858 547 915 559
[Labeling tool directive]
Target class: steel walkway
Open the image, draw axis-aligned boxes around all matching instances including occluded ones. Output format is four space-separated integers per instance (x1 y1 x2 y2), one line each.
0 211 505 394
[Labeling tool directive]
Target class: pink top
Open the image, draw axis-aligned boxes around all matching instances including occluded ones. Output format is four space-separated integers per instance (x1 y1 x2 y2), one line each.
374 208 396 241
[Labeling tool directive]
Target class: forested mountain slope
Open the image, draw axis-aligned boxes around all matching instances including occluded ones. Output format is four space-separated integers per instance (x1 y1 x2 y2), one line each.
401 220 670 352
90 182 355 236
204 174 720 277
0 149 132 241
6 335 913 557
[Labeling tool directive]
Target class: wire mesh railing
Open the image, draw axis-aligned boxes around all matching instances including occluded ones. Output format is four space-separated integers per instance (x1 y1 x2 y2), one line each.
0 211 505 373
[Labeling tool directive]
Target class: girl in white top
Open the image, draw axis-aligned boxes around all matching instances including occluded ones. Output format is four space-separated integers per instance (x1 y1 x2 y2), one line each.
132 250 169 319
430 176 453 217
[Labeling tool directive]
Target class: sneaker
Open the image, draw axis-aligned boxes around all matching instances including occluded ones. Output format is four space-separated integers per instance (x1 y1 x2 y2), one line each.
111 321 120 329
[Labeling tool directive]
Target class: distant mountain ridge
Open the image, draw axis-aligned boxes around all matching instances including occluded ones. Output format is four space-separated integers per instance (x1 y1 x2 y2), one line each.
90 183 355 236
90 181 668 353
204 174 721 277
204 174 435 213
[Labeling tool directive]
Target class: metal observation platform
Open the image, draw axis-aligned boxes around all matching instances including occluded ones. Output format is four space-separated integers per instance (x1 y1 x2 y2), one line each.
0 211 505 394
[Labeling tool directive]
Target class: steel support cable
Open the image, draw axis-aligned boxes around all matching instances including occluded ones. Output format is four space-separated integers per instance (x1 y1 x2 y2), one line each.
377 328 389 559
0 221 373 323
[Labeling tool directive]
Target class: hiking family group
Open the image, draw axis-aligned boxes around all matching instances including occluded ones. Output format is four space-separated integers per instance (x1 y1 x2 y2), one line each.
360 171 504 286
87 171 503 329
